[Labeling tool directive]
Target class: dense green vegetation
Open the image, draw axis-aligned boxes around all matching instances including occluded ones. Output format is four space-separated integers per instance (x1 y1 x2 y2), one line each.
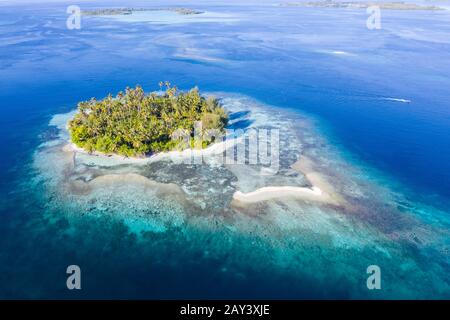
68 83 228 157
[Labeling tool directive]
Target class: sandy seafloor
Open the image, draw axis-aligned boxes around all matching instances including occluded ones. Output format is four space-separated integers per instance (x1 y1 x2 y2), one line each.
0 1 450 299
25 93 448 299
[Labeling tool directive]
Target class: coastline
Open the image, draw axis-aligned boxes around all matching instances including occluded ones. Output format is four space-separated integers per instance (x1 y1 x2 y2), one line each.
64 132 244 166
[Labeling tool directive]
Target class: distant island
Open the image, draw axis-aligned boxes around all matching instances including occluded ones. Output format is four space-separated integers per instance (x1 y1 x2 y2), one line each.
68 83 228 157
279 1 444 10
82 7 204 16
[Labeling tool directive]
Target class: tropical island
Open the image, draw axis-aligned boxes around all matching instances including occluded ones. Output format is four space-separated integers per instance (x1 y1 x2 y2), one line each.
82 7 205 16
68 83 228 157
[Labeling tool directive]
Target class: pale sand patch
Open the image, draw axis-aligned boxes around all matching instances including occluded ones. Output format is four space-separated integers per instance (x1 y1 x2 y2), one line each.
232 155 345 206
233 186 323 203
60 144 187 202
292 155 345 205
93 173 184 196
68 173 187 200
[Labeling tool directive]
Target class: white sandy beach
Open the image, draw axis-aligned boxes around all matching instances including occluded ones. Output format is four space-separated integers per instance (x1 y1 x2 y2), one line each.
232 155 345 206
233 185 323 202
64 134 243 167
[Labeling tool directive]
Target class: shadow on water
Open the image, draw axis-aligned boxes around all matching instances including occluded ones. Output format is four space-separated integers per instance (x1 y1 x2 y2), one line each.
228 110 250 121
227 119 253 130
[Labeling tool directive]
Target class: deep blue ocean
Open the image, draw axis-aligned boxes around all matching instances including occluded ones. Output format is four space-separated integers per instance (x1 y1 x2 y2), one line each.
0 1 449 299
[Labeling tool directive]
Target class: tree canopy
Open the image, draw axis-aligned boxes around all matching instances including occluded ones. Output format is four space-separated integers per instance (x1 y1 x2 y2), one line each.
68 82 228 157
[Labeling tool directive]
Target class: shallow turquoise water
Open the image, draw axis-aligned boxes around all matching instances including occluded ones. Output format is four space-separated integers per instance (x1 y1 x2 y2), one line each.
0 1 449 299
